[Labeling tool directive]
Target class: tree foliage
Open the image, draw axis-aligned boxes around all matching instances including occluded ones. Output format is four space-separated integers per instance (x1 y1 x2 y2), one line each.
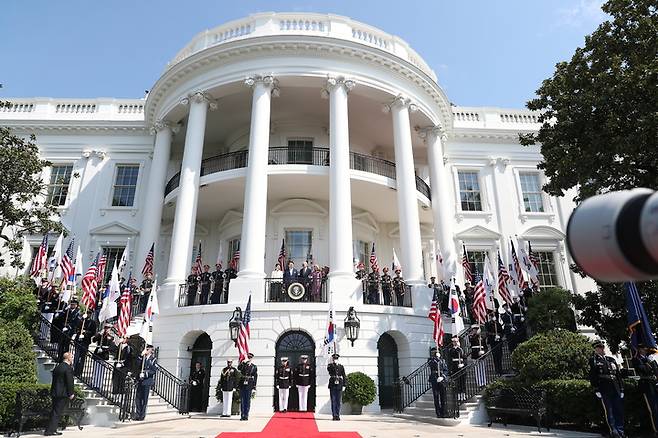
0 276 38 331
526 287 577 333
519 0 658 201
0 320 36 384
0 101 63 268
343 371 376 406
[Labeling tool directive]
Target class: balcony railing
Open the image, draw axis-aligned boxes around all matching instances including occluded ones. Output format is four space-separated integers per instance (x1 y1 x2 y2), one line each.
361 278 413 307
177 280 232 307
164 146 432 200
264 277 328 303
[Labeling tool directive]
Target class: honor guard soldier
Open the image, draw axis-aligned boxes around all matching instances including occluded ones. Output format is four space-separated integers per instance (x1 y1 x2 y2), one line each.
632 344 658 434
295 355 313 412
72 311 96 375
428 346 449 417
199 265 212 305
392 269 406 306
223 264 238 301
112 336 134 394
186 266 200 306
219 359 238 417
92 324 115 392
589 340 625 438
355 262 366 280
276 357 292 412
327 353 347 421
139 272 154 314
380 267 394 305
189 362 207 412
485 311 504 375
237 353 257 420
500 304 518 352
134 345 158 421
41 283 59 325
366 269 381 304
469 325 487 386
54 299 82 361
211 263 224 304
447 336 466 399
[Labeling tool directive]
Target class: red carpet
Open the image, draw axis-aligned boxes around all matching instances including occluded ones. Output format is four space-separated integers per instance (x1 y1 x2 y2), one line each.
216 412 362 438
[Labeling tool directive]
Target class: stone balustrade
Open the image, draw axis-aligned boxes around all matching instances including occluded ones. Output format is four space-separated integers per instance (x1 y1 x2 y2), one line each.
0 98 145 121
452 106 541 130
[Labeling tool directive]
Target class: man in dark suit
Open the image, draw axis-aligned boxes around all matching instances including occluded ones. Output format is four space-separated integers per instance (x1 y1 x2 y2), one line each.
134 344 158 421
44 352 75 436
283 261 298 295
298 261 312 295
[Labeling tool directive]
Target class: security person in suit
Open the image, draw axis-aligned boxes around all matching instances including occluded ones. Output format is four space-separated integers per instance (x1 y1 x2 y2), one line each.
189 361 207 412
589 340 625 438
199 265 212 305
219 359 238 417
632 344 658 434
276 357 292 412
210 263 224 304
327 353 347 421
134 344 158 421
283 261 299 294
294 355 313 412
186 267 200 306
428 346 449 417
381 267 394 305
44 352 75 436
447 336 466 399
237 353 258 420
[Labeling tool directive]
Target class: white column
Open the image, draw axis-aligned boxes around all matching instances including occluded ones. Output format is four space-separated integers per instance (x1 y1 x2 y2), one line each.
422 126 457 280
137 120 175 272
165 92 214 284
237 75 277 279
387 96 424 284
326 76 355 279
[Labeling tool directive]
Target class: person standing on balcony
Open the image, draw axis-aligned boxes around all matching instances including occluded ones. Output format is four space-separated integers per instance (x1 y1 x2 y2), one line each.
428 346 449 417
327 353 347 421
186 266 200 306
381 267 394 305
223 263 238 297
485 311 504 375
210 263 224 304
294 355 313 412
134 344 158 421
270 263 283 301
44 352 75 436
447 336 466 400
199 264 212 305
189 361 207 412
367 269 381 305
298 261 312 298
275 357 292 412
219 359 238 418
283 261 298 298
237 353 257 421
393 269 406 306
310 265 323 302
355 262 366 280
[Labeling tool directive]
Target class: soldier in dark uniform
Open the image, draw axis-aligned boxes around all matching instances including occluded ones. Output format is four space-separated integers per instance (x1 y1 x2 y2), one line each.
632 344 658 434
327 353 347 421
447 336 466 399
199 265 212 305
237 353 257 421
210 263 224 304
500 304 518 352
381 267 394 306
469 324 487 387
72 311 96 375
112 336 134 394
186 266 200 306
485 311 504 375
589 340 625 438
54 299 82 362
428 346 449 417
355 262 366 280
224 265 238 301
511 299 528 346
134 345 158 421
366 269 381 304
294 354 313 412
219 359 238 417
139 273 154 314
275 357 292 412
189 362 207 412
393 269 406 306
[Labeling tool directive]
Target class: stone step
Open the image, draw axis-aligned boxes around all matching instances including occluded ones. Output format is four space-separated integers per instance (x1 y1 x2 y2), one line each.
393 412 461 427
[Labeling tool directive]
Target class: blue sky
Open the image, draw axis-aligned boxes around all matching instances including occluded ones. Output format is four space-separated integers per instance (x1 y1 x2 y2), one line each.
0 0 607 108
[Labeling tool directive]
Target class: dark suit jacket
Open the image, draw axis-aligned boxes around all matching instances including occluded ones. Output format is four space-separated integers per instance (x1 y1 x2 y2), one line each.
283 268 299 285
51 362 74 398
298 268 312 283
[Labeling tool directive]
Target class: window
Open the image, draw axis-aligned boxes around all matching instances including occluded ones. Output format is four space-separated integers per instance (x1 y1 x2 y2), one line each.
466 250 487 277
101 246 125 284
457 171 482 211
228 238 240 266
285 230 313 265
353 240 371 272
519 172 544 212
287 138 313 164
535 251 558 288
112 164 139 206
47 165 73 206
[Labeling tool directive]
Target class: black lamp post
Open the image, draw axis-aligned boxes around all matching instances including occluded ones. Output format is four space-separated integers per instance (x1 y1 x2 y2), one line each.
229 307 243 346
344 306 360 346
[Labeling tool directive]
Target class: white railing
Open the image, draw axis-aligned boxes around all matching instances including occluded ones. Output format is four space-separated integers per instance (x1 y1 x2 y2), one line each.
351 26 390 49
0 102 35 113
0 98 146 122
55 103 97 114
279 18 327 32
117 103 144 114
453 110 481 122
452 107 541 129
500 112 540 124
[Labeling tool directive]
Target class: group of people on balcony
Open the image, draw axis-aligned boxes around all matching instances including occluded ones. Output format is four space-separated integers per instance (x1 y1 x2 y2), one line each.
185 263 237 306
356 264 409 306
269 260 328 302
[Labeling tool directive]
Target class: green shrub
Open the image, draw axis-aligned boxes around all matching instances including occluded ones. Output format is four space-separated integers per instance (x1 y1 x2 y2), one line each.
512 329 591 384
343 372 376 406
0 321 36 384
526 287 577 333
0 277 38 331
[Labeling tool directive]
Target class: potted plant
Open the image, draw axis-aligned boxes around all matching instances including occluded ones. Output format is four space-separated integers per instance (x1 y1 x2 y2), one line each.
343 371 376 414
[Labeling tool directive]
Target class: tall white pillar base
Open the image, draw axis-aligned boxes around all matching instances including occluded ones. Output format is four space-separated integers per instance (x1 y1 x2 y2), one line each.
227 277 265 305
327 275 361 307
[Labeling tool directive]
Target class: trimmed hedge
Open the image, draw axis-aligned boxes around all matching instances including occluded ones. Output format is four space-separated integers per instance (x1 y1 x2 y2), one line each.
0 320 36 384
526 287 577 333
343 372 376 407
0 276 38 331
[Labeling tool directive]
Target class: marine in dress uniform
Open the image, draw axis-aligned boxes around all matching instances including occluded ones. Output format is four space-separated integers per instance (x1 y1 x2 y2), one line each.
447 336 466 398
186 267 200 306
392 270 406 306
485 312 504 375
327 353 347 421
294 355 313 412
199 265 212 305
632 344 658 434
276 357 292 412
210 263 224 304
189 362 207 412
237 353 258 420
381 267 394 306
219 359 238 417
428 347 449 417
589 340 625 438
134 345 158 421
112 336 134 394
367 270 381 304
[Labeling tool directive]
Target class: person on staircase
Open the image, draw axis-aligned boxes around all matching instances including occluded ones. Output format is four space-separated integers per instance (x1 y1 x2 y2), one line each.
447 336 466 400
219 359 238 418
139 272 154 314
92 324 115 392
500 303 518 352
237 352 258 421
189 361 207 412
428 346 449 417
72 311 96 376
485 311 504 375
134 344 158 421
275 357 292 412
112 336 134 394
53 299 82 362
469 324 487 387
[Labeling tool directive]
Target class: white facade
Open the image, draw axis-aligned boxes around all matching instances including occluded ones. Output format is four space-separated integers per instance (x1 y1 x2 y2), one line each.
1 12 595 414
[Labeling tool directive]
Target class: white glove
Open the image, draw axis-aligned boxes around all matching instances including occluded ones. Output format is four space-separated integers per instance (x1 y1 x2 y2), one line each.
595 392 602 399
116 363 123 369
437 377 444 383
620 392 624 399
479 351 484 356
71 334 77 340
79 335 84 339
63 327 69 332
520 317 525 322
495 335 500 341
139 372 145 379
458 364 464 368
192 381 197 386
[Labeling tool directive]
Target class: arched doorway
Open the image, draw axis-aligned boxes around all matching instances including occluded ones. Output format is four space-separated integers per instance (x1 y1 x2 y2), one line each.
377 333 399 409
189 333 212 412
274 331 316 412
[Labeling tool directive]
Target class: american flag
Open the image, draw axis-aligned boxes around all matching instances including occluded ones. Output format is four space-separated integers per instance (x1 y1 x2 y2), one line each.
237 295 251 362
461 245 473 284
528 242 540 270
497 252 512 306
510 240 527 290
428 288 445 347
194 241 203 273
96 252 107 285
60 238 75 283
81 254 99 310
30 234 49 278
369 242 379 272
142 243 154 277
471 272 487 324
116 272 133 337
277 239 286 269
230 250 240 270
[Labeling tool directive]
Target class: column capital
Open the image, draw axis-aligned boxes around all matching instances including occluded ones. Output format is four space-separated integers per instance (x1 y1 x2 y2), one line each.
382 94 417 113
150 119 180 135
415 125 446 141
244 74 280 97
180 91 218 111
321 76 356 98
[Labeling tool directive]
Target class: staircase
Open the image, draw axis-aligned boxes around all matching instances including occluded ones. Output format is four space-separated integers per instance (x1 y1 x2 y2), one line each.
394 393 485 426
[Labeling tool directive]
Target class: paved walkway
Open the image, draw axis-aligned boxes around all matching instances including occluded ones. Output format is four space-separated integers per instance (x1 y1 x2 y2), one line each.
18 413 601 438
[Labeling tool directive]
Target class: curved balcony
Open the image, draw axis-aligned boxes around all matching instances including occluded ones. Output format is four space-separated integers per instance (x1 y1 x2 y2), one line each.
164 146 432 201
